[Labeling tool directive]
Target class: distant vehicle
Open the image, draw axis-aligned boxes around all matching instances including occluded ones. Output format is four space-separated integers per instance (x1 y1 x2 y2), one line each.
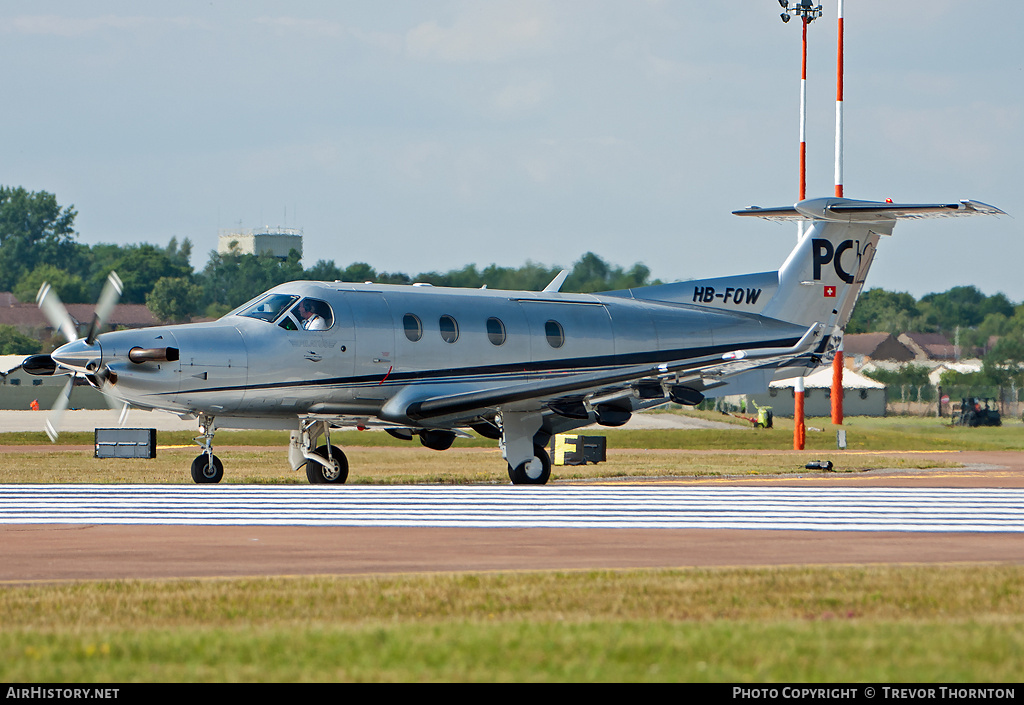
955 397 1002 427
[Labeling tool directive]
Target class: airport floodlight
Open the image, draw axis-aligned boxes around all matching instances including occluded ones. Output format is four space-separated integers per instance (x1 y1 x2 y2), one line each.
778 0 822 24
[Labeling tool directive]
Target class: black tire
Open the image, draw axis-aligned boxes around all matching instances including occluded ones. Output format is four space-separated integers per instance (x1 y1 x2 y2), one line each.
306 445 349 484
507 444 551 485
191 454 224 484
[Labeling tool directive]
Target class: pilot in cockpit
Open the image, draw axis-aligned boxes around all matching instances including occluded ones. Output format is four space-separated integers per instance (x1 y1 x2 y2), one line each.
297 299 328 331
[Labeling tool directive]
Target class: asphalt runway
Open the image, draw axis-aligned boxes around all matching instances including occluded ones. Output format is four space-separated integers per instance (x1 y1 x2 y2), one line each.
2 451 1023 583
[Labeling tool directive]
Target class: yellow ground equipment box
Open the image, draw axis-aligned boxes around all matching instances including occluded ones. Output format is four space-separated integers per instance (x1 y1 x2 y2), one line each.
553 434 607 466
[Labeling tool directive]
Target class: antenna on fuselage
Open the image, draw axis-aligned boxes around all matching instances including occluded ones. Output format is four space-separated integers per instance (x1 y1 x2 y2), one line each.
542 270 569 293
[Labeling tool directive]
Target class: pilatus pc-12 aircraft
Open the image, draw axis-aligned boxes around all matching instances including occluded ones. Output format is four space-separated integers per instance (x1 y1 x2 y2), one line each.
25 197 1002 484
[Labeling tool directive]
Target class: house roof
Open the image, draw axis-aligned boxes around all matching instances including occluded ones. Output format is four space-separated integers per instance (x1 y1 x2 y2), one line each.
0 293 157 330
770 366 886 390
65 303 157 328
843 332 898 356
898 332 958 360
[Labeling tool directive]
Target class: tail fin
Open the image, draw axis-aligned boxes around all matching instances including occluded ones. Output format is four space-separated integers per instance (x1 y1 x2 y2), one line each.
733 197 1004 331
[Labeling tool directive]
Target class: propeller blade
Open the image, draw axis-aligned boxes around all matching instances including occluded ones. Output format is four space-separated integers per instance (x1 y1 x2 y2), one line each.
36 282 79 344
86 271 123 345
118 402 131 427
45 376 75 442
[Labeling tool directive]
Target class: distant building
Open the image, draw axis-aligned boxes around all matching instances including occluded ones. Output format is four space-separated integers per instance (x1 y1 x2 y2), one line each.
898 332 959 361
843 332 914 369
0 293 157 339
217 226 303 261
748 366 887 417
927 361 983 386
0 355 108 410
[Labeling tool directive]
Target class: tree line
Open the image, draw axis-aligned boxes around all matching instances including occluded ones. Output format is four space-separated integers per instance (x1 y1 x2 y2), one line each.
849 285 1024 394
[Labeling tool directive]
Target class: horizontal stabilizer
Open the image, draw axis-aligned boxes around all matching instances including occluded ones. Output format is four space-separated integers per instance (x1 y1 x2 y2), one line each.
734 198 1005 223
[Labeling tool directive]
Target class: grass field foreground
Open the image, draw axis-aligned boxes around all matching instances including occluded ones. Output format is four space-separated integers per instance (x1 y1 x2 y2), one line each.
2 565 1022 682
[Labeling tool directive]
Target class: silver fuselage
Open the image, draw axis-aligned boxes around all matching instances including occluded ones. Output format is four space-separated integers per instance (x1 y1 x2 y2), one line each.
94 281 804 424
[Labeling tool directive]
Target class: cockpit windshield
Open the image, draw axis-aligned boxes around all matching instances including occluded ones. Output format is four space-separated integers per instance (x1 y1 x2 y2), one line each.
238 294 298 323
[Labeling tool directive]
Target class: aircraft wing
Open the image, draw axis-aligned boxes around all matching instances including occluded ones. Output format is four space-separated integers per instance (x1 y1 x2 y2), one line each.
394 323 822 422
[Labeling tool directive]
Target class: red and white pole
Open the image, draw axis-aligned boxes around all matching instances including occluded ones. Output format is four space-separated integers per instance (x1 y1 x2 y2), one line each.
830 0 845 426
784 2 822 449
794 376 806 451
799 16 808 205
834 0 844 199
795 14 810 449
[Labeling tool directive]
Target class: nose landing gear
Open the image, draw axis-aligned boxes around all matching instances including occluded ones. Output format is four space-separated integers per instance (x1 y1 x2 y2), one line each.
190 414 223 484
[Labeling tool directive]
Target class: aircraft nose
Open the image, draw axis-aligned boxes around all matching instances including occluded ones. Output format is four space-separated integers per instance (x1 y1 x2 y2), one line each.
51 338 102 374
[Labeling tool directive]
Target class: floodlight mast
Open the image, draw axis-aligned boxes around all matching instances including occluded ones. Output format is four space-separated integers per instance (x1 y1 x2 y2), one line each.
779 0 822 208
831 0 845 427
778 0 822 450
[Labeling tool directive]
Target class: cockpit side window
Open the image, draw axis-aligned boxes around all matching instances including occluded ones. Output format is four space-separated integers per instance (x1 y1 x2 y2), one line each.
239 294 298 323
291 298 334 331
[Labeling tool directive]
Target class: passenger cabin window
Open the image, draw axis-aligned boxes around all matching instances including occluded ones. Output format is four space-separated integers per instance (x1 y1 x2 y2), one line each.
240 294 298 322
439 315 459 344
486 317 506 346
403 314 423 342
545 320 564 348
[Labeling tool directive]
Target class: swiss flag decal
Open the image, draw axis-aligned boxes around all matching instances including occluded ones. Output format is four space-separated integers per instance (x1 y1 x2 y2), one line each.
824 285 836 297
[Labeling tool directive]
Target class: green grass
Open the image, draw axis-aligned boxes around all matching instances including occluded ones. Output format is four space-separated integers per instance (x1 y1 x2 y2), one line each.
0 445 958 485
2 566 1022 682
2 410 1018 483
6 410 1021 451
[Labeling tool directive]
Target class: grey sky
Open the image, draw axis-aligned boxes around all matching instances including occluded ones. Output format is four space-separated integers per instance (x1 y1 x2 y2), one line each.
2 1 1021 299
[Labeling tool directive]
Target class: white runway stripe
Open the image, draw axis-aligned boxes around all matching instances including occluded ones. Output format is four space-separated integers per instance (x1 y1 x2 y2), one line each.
0 485 1021 532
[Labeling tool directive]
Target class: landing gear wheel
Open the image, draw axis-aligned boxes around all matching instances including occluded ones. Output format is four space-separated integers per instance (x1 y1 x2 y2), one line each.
191 454 224 484
508 444 551 485
307 445 349 484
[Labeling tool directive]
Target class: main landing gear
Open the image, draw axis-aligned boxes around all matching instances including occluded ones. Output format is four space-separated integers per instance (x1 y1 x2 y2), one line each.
290 419 349 485
507 444 551 485
499 411 552 485
189 415 349 485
